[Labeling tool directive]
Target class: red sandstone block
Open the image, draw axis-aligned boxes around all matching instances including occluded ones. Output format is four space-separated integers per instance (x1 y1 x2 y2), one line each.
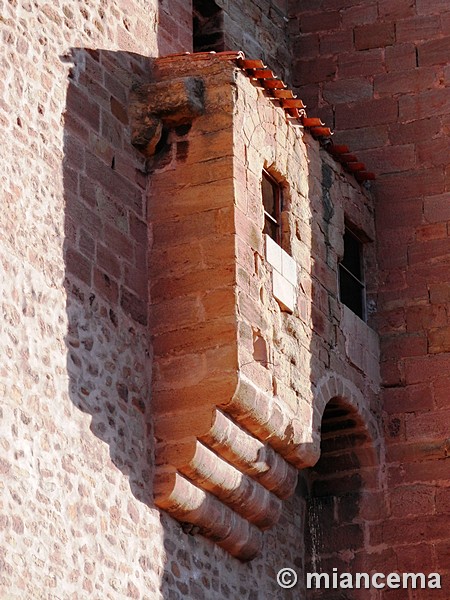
66 84 100 132
382 514 449 545
124 264 147 298
374 67 437 96
120 287 147 325
333 125 389 151
395 543 435 572
323 77 373 104
376 198 422 230
201 288 235 321
418 137 450 169
446 164 450 192
400 87 450 120
149 242 203 280
381 359 403 387
383 383 433 414
104 70 127 106
65 135 86 170
354 22 395 50
371 307 406 335
335 97 397 129
407 238 450 267
436 488 450 513
416 0 450 15
64 165 79 198
358 491 388 521
341 3 378 27
429 282 450 304
404 354 450 384
300 10 340 33
79 229 95 259
129 214 147 246
292 56 337 85
63 111 90 143
381 334 427 362
110 96 128 125
418 36 450 66
378 0 416 19
406 304 447 332
150 266 235 303
156 353 207 389
405 409 450 441
385 43 417 72
387 440 448 463
378 268 407 296
104 224 134 262
390 484 435 518
428 326 450 353
153 211 218 248
376 168 444 201
149 296 202 335
85 152 143 216
66 247 92 286
357 145 415 174
423 192 450 224
338 48 384 78
293 83 320 112
396 15 441 43
417 216 448 239
381 588 411 600
435 541 450 571
432 375 450 410
153 319 236 358
96 243 121 279
377 244 408 270
291 33 320 57
93 267 119 304
319 29 353 55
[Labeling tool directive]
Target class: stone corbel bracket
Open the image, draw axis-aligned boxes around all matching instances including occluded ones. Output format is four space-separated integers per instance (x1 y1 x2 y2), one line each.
129 76 205 155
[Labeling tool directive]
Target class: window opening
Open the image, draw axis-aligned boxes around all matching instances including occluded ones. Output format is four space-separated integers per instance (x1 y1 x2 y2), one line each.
262 170 282 245
338 226 365 320
193 0 224 53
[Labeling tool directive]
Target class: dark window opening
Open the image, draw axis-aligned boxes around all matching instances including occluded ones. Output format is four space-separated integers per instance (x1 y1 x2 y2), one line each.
262 170 282 245
193 0 225 53
339 226 365 320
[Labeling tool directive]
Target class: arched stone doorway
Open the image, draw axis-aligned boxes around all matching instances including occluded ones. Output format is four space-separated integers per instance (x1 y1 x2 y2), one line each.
303 394 382 600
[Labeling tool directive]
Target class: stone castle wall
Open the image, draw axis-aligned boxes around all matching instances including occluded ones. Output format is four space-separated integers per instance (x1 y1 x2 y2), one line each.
2 0 447 598
0 1 320 598
290 0 450 592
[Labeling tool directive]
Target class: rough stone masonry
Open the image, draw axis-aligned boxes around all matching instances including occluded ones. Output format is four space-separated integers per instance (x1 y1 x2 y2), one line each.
1 1 448 599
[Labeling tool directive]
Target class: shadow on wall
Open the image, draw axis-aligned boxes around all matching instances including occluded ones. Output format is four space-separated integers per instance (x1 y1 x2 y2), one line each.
62 46 152 509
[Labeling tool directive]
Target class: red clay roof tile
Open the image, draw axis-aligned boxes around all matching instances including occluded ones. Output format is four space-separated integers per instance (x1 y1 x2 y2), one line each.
156 51 376 182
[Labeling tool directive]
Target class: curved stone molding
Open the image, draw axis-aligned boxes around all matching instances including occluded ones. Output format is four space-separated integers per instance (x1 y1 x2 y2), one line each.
157 438 282 529
201 409 297 499
154 470 262 560
222 373 319 469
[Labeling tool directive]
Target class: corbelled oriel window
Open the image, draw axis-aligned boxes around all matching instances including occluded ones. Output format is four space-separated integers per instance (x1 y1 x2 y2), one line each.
130 51 379 561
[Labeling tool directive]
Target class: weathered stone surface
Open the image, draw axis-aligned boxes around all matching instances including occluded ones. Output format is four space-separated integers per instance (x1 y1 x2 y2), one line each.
148 54 380 560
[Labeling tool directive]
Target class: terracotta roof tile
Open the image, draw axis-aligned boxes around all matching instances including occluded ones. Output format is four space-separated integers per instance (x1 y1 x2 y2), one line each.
156 51 376 183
